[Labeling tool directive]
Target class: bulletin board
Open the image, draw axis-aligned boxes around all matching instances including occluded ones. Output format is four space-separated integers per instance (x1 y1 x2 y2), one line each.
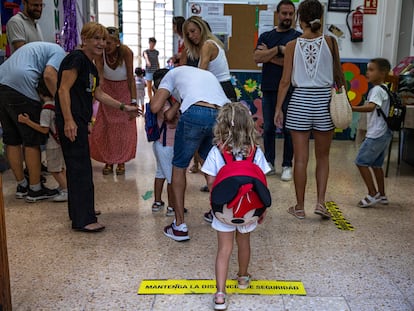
223 4 275 70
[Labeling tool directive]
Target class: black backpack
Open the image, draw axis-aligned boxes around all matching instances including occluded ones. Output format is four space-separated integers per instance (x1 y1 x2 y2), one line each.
377 85 406 131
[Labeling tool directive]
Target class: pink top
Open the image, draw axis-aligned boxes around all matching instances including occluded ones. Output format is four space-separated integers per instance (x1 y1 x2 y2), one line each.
157 101 178 147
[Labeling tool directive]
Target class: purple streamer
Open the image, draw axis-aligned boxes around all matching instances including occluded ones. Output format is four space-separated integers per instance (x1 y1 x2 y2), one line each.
62 0 77 52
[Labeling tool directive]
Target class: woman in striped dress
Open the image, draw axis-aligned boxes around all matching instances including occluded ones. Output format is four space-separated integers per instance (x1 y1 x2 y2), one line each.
274 0 345 220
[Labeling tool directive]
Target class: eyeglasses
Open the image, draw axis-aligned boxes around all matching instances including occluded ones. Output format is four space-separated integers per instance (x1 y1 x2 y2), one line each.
27 2 45 8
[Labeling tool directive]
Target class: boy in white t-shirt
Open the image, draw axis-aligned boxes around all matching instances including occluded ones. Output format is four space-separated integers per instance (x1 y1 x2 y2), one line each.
18 79 67 202
352 58 393 208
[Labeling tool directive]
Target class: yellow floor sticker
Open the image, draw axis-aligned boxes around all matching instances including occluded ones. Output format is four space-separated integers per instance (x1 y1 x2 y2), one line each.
326 201 355 231
138 279 306 295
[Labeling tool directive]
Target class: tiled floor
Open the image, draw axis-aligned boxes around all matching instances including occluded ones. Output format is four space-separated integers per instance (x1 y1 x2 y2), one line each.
2 118 414 311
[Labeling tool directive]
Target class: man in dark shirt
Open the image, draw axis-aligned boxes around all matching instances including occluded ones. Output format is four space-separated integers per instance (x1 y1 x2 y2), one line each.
253 0 301 181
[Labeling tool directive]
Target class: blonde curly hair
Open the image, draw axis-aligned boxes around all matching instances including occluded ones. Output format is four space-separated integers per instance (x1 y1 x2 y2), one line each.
213 103 259 158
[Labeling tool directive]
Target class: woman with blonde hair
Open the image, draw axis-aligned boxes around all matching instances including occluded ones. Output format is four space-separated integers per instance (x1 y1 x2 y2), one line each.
89 26 138 176
55 22 139 232
182 16 236 101
275 0 346 220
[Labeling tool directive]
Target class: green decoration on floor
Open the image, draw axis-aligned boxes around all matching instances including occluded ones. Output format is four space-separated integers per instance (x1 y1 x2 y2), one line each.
141 190 153 200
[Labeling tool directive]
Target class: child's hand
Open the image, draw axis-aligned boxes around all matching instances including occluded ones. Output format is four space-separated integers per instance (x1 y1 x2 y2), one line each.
18 113 30 124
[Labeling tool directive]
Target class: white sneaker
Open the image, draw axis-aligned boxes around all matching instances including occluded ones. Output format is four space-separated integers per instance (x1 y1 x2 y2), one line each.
281 167 293 181
53 190 68 202
266 162 276 176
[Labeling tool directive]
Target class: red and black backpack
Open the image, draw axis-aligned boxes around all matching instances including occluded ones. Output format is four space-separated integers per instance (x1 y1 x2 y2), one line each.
210 146 272 226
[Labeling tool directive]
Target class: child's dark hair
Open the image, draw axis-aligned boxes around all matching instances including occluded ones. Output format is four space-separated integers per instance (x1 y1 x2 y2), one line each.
370 58 391 74
297 0 323 33
135 67 145 76
37 77 53 98
153 69 170 89
277 0 295 12
149 37 157 44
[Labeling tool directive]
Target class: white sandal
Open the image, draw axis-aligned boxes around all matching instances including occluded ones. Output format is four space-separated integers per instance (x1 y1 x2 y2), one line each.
237 274 251 289
213 292 227 310
375 192 389 205
358 194 380 208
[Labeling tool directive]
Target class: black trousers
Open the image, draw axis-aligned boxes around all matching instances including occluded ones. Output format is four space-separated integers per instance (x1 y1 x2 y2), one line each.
57 119 96 229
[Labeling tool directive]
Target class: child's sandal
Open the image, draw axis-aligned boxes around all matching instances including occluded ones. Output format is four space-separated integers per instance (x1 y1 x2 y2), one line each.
213 291 227 310
237 274 251 289
151 201 165 212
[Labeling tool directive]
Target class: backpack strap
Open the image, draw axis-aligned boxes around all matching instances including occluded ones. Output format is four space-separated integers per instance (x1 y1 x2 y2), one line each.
376 85 390 124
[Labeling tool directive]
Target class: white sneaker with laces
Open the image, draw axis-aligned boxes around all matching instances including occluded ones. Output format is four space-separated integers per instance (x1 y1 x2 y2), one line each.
53 190 68 202
281 166 292 181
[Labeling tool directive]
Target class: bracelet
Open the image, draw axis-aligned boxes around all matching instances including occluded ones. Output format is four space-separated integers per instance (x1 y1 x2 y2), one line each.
131 99 137 105
119 103 125 111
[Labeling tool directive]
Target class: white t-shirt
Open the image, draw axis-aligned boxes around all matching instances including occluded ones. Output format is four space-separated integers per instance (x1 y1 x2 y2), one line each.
158 66 230 113
40 102 60 150
201 145 271 177
366 85 390 139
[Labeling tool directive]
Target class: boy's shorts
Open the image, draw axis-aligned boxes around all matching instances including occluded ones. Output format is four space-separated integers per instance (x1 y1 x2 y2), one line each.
172 105 218 169
153 141 173 183
0 84 46 146
212 214 257 234
46 148 65 173
355 130 392 168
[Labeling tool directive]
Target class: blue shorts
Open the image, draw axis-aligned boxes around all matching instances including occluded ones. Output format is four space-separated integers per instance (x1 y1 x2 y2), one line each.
355 130 392 168
172 105 218 168
145 71 154 81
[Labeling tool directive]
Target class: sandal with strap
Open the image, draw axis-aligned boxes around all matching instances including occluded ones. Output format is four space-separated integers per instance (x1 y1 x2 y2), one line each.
287 205 305 219
152 201 165 212
314 203 331 219
116 163 125 175
237 274 251 290
102 164 113 175
213 292 227 310
357 194 380 208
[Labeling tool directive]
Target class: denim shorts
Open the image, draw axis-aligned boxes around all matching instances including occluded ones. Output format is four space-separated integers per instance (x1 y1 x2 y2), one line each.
355 130 393 168
172 105 218 168
145 71 154 81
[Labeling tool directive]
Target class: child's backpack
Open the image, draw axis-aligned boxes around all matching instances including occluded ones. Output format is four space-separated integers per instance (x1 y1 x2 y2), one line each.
377 85 406 131
144 103 167 146
210 146 272 226
42 103 60 144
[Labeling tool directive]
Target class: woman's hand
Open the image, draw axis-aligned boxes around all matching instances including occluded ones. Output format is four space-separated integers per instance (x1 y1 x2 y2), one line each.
274 108 284 129
124 104 141 119
64 119 78 142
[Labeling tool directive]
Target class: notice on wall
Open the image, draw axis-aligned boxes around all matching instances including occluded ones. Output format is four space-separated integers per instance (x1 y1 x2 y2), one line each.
258 10 274 37
364 0 378 14
204 16 232 37
190 3 224 17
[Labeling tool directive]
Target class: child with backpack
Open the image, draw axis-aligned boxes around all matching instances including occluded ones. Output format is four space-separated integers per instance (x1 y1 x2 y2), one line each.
352 58 393 208
17 78 68 202
201 102 271 310
150 69 180 215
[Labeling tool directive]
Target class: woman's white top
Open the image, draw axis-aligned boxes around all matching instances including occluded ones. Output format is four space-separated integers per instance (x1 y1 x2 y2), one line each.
292 36 333 88
103 52 127 81
202 39 231 82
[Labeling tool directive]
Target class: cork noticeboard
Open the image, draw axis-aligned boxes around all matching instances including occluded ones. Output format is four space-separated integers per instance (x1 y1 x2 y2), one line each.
224 4 276 71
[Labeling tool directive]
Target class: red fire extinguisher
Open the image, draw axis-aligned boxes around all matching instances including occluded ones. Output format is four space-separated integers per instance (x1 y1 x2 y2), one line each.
346 6 364 42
